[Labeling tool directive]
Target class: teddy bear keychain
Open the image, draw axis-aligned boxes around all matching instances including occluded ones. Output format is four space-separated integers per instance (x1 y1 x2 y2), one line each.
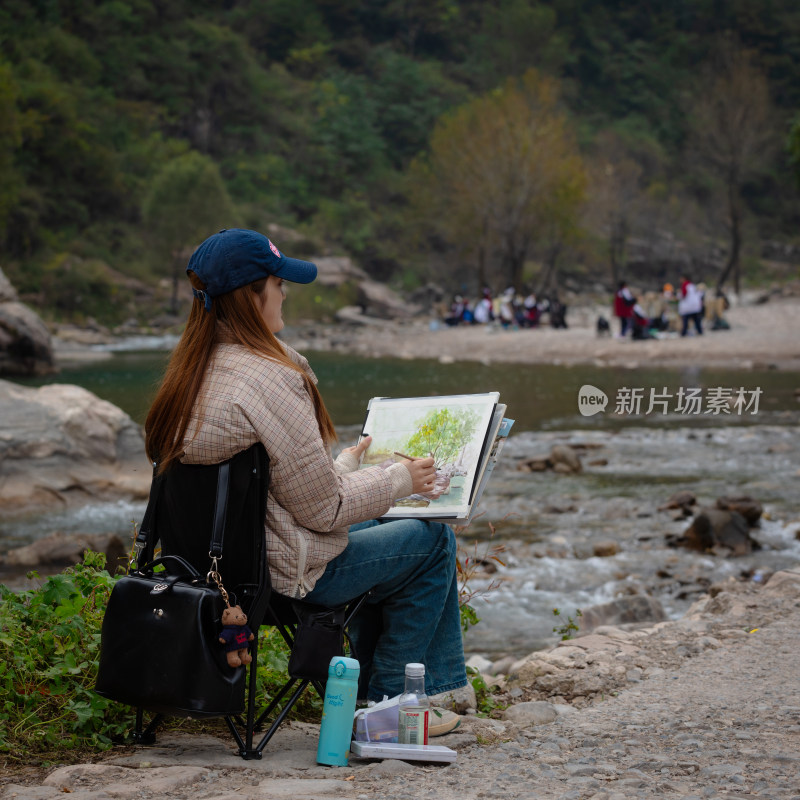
208 559 255 668
218 604 255 667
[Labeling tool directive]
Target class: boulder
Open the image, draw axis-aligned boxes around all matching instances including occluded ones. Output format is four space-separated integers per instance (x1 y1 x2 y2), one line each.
502 700 558 727
299 255 419 319
0 268 55 376
465 654 493 673
516 445 582 475
715 495 763 526
550 445 582 474
579 595 667 633
300 256 421 322
658 491 697 514
429 682 477 714
334 305 390 326
3 531 127 572
678 508 757 556
0 267 17 301
763 567 800 599
406 283 447 314
356 279 419 319
592 540 620 557
0 380 150 511
312 256 369 287
516 457 549 472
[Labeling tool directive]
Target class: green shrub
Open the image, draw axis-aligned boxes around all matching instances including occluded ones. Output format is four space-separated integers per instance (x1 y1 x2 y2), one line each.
552 607 582 640
39 254 133 325
0 552 128 760
0 552 323 762
466 666 506 717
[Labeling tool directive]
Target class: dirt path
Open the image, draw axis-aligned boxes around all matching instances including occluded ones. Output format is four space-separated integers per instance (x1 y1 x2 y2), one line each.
3 569 799 800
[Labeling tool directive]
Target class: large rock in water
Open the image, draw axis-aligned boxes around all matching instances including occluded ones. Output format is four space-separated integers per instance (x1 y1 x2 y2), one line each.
579 595 667 632
679 508 757 556
0 380 150 510
0 268 55 376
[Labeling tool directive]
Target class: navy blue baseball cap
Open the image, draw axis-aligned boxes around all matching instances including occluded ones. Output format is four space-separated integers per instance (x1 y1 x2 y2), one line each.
187 228 317 310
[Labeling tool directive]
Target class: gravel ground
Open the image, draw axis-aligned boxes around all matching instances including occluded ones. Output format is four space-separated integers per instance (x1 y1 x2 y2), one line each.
3 568 799 800
290 296 800 371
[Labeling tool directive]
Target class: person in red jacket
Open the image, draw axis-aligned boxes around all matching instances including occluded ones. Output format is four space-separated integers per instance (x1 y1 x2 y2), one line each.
613 281 635 337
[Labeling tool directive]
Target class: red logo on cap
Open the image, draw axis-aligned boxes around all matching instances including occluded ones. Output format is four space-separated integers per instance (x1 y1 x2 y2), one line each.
268 239 281 258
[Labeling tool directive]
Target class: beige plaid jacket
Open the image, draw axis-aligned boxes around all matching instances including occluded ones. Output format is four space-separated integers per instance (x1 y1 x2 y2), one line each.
182 342 402 597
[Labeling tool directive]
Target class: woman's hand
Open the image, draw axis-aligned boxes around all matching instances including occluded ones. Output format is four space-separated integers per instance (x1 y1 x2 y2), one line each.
402 456 437 495
341 435 372 461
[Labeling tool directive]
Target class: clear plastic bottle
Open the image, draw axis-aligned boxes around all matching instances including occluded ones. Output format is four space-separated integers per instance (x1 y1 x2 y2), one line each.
397 662 430 745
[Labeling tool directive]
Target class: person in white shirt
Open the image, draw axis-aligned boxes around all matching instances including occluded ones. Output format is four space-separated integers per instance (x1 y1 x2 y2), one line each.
678 274 704 336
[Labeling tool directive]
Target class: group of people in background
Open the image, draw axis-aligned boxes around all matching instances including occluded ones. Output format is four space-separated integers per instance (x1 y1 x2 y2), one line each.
613 275 730 339
444 287 568 330
441 276 729 339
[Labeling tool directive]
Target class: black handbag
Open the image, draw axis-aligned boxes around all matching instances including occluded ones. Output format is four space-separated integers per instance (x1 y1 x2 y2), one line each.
95 555 246 717
94 461 248 717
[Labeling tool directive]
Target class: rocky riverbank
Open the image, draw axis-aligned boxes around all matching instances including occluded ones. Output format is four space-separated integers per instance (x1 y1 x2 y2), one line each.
0 379 150 512
459 424 800 658
2 567 799 800
286 294 800 371
44 292 800 373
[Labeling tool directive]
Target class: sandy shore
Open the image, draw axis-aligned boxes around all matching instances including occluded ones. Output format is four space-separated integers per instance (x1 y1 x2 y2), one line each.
50 295 800 372
290 296 800 371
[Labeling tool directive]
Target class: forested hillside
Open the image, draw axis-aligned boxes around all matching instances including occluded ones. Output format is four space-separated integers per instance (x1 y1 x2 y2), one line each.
1 0 799 324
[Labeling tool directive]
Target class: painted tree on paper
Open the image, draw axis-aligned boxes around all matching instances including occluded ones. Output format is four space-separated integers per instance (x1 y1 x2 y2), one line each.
403 407 480 469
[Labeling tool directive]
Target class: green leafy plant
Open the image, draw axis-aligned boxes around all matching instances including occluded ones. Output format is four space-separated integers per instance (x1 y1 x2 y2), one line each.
253 628 323 720
552 607 582 640
466 666 506 717
0 551 327 763
459 603 480 635
0 552 129 761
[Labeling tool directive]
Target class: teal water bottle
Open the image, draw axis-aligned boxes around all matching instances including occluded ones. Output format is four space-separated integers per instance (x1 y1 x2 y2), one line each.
316 656 360 766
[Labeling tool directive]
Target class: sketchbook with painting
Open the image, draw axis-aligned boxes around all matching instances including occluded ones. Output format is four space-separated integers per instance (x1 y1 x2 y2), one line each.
359 392 514 525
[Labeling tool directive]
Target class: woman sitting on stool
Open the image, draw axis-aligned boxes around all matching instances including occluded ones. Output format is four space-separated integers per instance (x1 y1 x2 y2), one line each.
144 229 466 724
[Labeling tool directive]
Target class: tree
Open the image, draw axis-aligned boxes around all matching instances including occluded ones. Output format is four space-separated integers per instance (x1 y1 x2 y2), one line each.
467 0 566 90
789 114 800 190
142 152 236 314
411 70 585 291
0 63 21 244
382 0 459 57
584 130 646 287
688 41 774 295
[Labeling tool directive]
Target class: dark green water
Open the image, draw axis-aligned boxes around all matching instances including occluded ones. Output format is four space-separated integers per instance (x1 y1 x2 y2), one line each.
13 349 800 431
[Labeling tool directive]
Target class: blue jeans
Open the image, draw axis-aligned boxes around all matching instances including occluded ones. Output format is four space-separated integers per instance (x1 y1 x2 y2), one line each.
305 518 467 702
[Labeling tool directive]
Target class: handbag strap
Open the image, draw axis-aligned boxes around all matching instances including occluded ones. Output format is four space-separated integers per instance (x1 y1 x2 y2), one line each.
136 554 203 579
131 462 162 571
209 461 230 559
131 459 232 573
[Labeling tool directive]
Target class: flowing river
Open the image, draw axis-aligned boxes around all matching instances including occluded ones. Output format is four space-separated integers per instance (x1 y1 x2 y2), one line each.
5 343 800 659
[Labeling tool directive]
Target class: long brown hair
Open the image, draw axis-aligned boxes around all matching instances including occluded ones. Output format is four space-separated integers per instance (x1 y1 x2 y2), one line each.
145 273 336 471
